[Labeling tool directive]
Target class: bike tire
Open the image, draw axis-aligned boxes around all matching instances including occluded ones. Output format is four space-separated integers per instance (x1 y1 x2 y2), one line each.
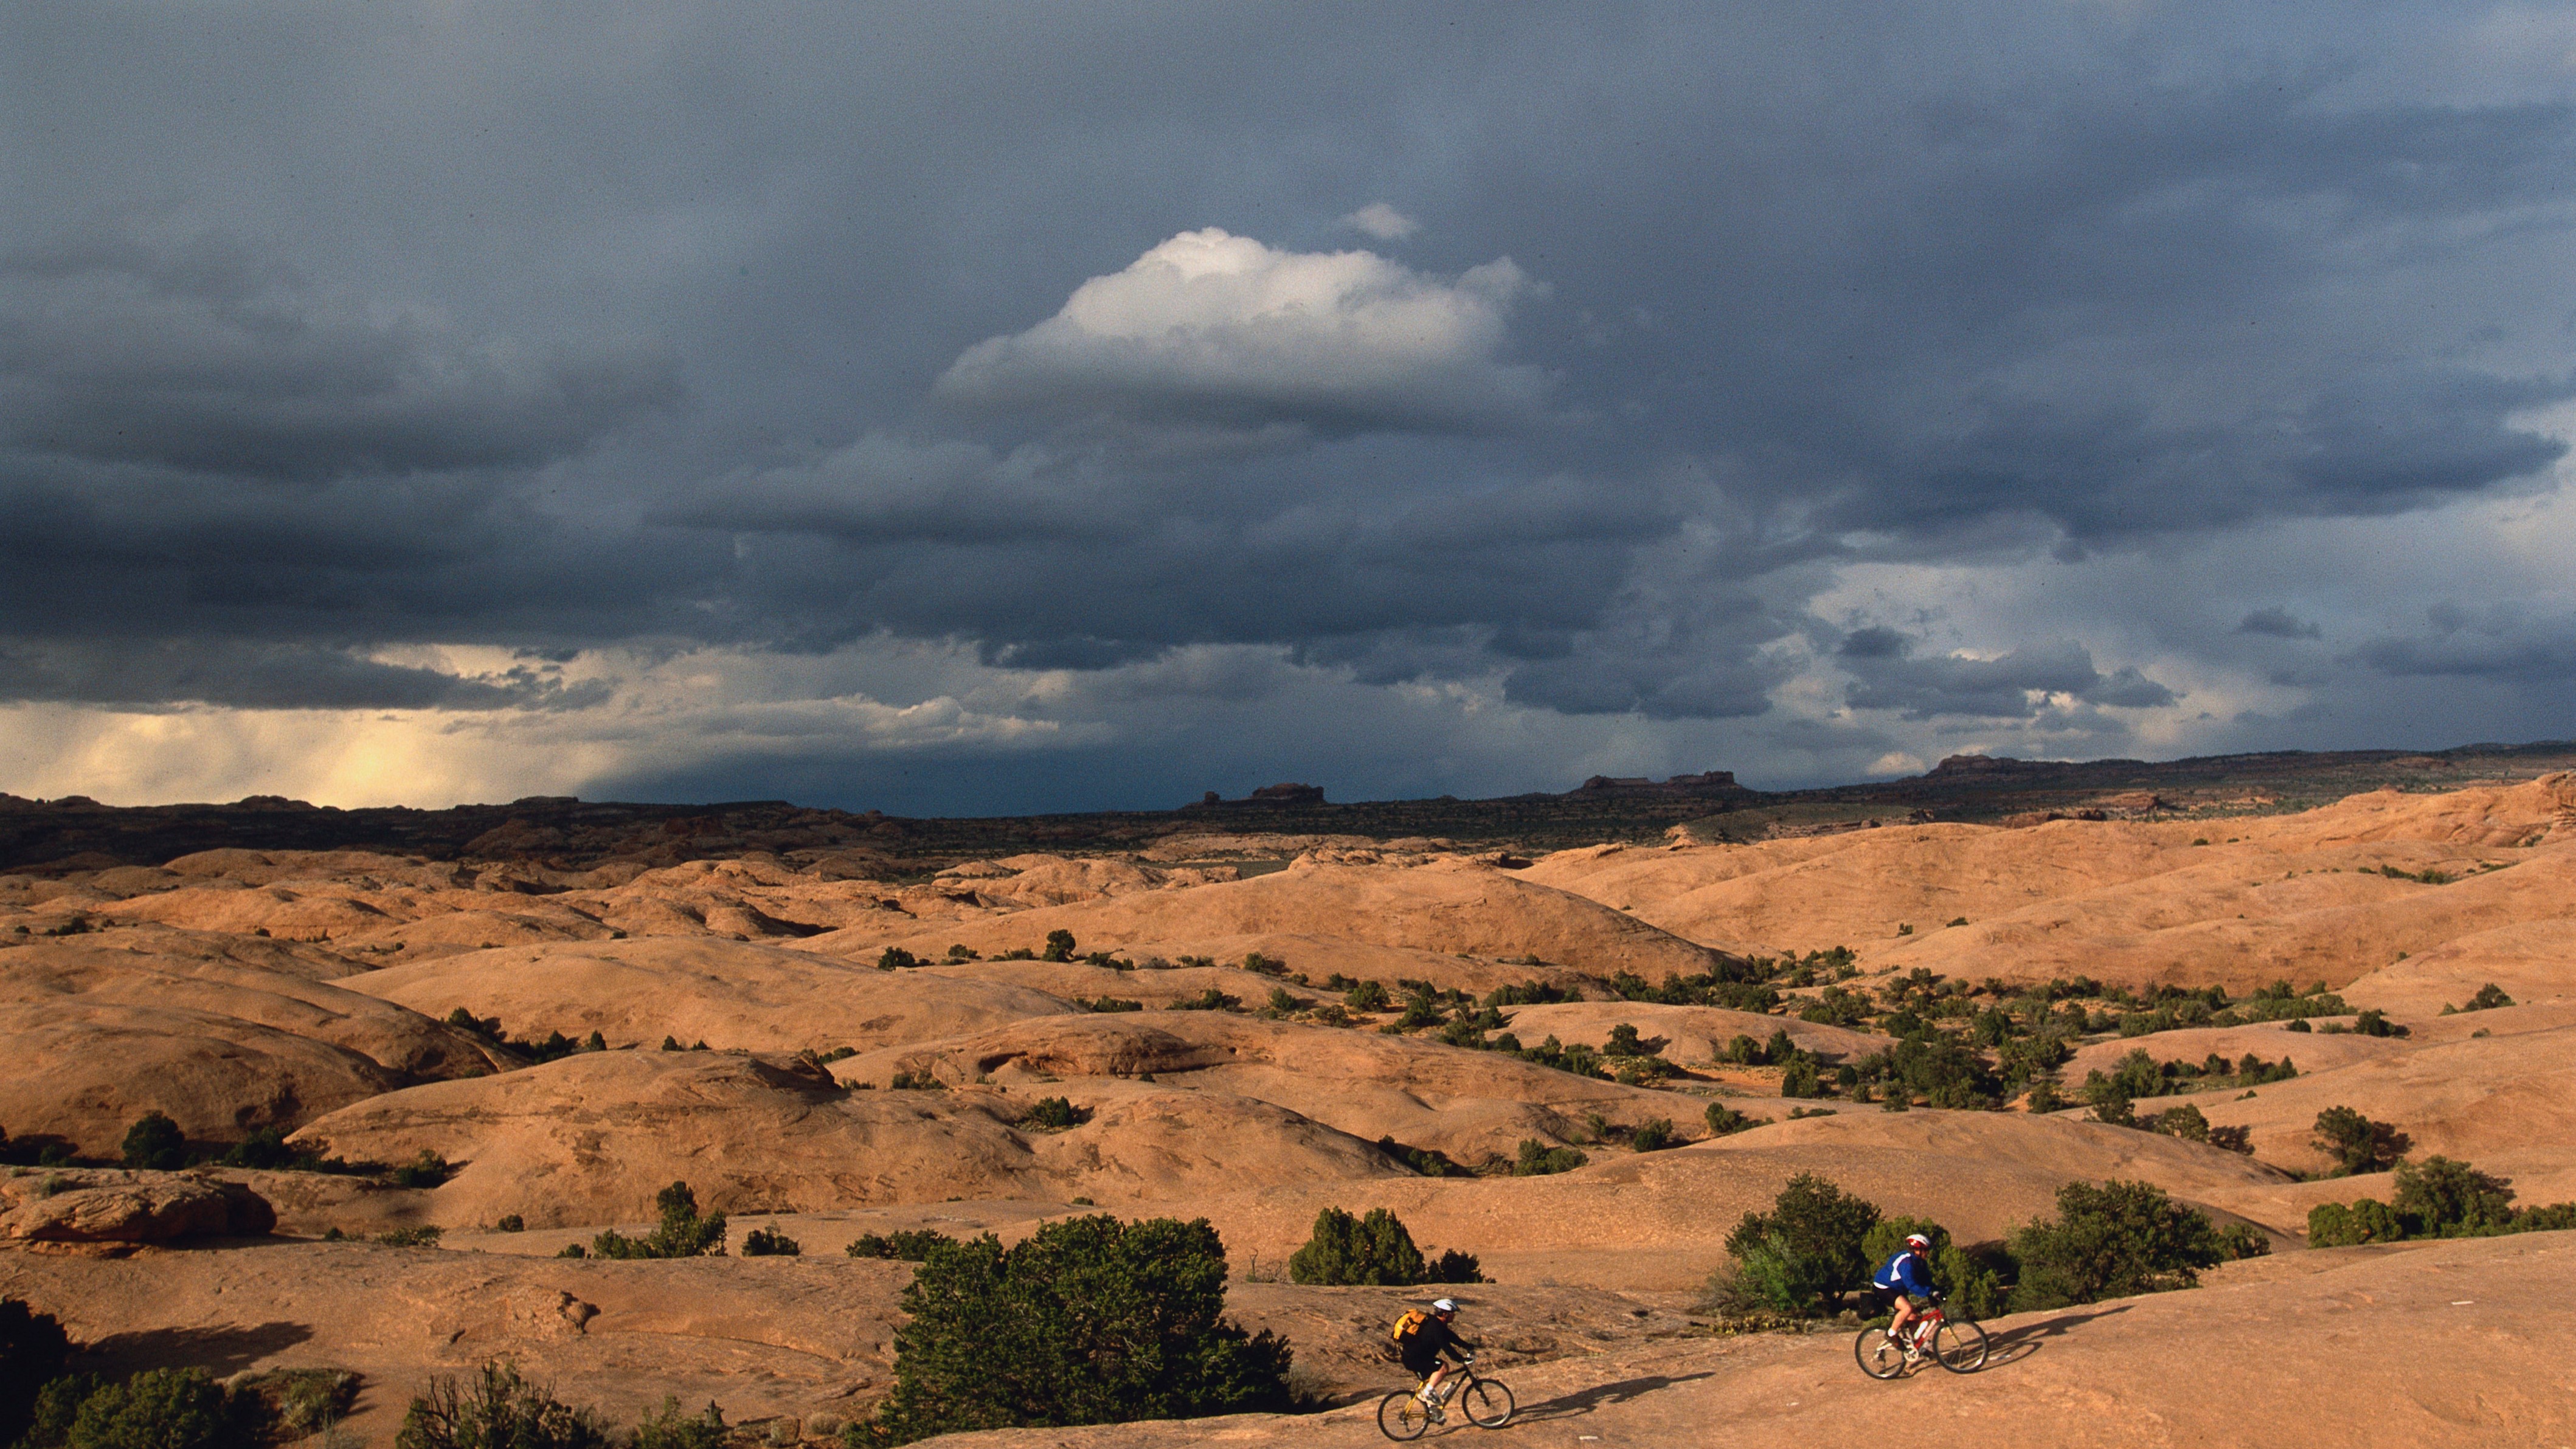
1376 1391 1432 1441
1933 1318 1989 1373
1854 1327 1909 1380
1459 1377 1515 1428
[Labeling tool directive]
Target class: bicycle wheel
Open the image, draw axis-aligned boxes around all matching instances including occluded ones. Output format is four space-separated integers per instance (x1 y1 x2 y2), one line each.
1376 1391 1432 1441
1459 1377 1515 1428
1854 1327 1909 1380
1933 1318 1989 1373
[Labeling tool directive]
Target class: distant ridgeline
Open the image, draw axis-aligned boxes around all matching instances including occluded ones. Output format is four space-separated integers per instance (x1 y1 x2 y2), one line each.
4 739 2572 874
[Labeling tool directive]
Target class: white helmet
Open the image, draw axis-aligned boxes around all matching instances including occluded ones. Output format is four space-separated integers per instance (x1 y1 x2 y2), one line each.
1431 1298 1459 1314
1905 1233 1931 1251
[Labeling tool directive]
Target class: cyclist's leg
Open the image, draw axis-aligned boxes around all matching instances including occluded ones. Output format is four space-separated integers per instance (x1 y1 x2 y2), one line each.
1883 1289 1918 1347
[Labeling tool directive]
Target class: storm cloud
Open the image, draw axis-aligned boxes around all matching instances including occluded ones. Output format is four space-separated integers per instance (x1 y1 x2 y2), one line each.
3 2 2574 809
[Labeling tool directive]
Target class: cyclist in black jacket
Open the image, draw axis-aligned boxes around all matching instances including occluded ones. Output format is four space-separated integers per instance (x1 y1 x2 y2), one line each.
1398 1299 1476 1416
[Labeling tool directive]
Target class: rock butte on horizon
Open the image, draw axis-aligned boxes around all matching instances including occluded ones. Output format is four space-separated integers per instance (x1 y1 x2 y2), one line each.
0 767 2571 1444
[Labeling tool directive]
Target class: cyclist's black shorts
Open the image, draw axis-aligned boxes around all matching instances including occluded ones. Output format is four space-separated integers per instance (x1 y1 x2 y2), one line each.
1871 1285 1917 1312
1399 1347 1445 1379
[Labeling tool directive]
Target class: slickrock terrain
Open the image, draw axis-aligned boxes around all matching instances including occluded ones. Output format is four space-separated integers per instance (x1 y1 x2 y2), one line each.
0 764 2568 1445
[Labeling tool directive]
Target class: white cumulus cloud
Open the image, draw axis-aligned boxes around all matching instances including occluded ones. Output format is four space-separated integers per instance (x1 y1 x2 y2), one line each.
1341 202 1420 240
936 227 1547 442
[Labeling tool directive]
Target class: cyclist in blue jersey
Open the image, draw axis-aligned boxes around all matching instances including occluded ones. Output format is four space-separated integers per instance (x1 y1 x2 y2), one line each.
1870 1233 1939 1356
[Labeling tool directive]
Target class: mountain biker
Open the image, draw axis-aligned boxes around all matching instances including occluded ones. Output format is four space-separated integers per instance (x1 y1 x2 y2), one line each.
1871 1234 1938 1355
1394 1299 1476 1416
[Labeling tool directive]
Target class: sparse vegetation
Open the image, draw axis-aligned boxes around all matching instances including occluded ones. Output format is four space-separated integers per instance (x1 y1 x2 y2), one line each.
1287 1206 1427 1285
396 1362 608 1449
1703 1102 1768 1136
856 1215 1292 1442
847 1229 958 1262
741 1225 802 1257
120 1112 187 1171
1629 1118 1677 1152
589 1182 727 1259
629 1397 727 1449
2006 1180 2226 1312
2311 1107 2409 1176
375 1225 445 1248
1716 1172 1880 1318
2443 983 2515 1014
1039 929 1078 963
25 1369 274 1449
1512 1139 1587 1177
1017 1096 1083 1130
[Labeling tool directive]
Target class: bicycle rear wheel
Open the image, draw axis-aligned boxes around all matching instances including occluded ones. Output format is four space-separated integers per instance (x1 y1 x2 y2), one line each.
1933 1318 1989 1373
1459 1377 1515 1428
1376 1391 1432 1440
1854 1327 1908 1380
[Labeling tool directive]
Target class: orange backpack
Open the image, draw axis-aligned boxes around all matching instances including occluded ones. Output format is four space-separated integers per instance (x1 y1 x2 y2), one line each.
1391 1309 1430 1346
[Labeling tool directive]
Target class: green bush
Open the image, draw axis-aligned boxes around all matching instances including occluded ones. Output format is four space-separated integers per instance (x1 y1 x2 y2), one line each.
395 1363 608 1449
391 1150 454 1189
860 1215 1291 1442
847 1229 957 1262
375 1226 445 1248
888 1071 945 1091
1778 1055 1823 1099
235 1369 358 1439
2218 1222 2273 1260
1703 1103 1767 1136
1020 1097 1082 1130
2007 1180 2225 1311
629 1398 725 1449
1166 989 1238 1012
590 1182 727 1259
218 1126 302 1171
1720 1174 1880 1316
1425 1249 1485 1284
120 1112 187 1171
25 1369 272 1449
1512 1139 1587 1177
2392 1156 2516 1237
0 1298 69 1446
495 1215 525 1233
1040 929 1078 963
741 1226 802 1257
1084 997 1143 1014
2451 983 2514 1012
2311 1107 2408 1175
2307 1197 2408 1247
1629 1118 1677 1152
1287 1207 1427 1285
876 947 921 971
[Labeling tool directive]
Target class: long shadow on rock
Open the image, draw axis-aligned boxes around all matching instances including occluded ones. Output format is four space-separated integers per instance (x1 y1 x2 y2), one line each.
1976 1303 2132 1369
1511 1371 1717 1424
75 1322 315 1378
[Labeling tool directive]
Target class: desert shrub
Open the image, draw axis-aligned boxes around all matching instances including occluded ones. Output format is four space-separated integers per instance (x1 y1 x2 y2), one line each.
392 1150 455 1189
1241 952 1287 976
1857 1217 2008 1318
847 1229 957 1262
120 1112 187 1171
2218 1222 2273 1260
1703 1102 1766 1136
1512 1139 1588 1177
2450 983 2515 1013
888 1071 945 1091
2307 1197 2408 1248
2392 1156 2516 1237
1166 988 1238 1012
2509 1202 2576 1233
1019 1096 1081 1130
1288 1207 1427 1285
1343 980 1390 1012
590 1182 726 1259
218 1126 303 1171
235 1369 358 1439
630 1398 725 1449
741 1226 802 1257
1778 1054 1823 1099
0 1298 69 1445
876 948 920 971
860 1215 1291 1442
2311 1107 2409 1176
1720 1174 1880 1316
1084 997 1143 1014
1040 929 1078 963
1484 981 1575 1008
376 1225 445 1248
395 1363 608 1449
496 1215 525 1233
1426 1249 1485 1284
2007 1180 2225 1311
26 1368 273 1449
2351 1009 2403 1038
1375 1137 1470 1178
1629 1118 1677 1152
944 944 978 962
2144 1104 2211 1143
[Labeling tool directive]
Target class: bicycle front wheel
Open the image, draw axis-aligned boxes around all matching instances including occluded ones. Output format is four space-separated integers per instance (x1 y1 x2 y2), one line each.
1854 1327 1908 1380
1459 1377 1515 1428
1933 1318 1989 1373
1376 1391 1432 1441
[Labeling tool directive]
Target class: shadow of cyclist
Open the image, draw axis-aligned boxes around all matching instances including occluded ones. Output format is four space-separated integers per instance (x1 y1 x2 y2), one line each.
1510 1371 1717 1423
1974 1303 2132 1368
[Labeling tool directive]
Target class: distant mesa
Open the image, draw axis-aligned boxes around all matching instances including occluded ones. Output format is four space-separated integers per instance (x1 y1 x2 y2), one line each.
1189 783 1326 809
1566 770 1748 798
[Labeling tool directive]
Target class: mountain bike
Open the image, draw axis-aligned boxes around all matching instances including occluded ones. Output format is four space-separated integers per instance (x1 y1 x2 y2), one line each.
1855 1296 1988 1378
1377 1357 1515 1439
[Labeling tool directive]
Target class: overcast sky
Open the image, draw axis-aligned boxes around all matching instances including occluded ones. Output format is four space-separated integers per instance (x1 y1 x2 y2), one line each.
5 2 2575 815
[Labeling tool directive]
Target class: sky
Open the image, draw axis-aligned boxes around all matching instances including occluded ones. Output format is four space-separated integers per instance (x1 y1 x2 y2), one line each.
5 2 2576 816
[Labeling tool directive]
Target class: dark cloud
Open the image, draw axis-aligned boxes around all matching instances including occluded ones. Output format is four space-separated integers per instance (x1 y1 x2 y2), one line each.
0 639 609 711
1839 630 2179 720
2351 607 2576 682
2238 607 2322 640
0 4 2571 803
